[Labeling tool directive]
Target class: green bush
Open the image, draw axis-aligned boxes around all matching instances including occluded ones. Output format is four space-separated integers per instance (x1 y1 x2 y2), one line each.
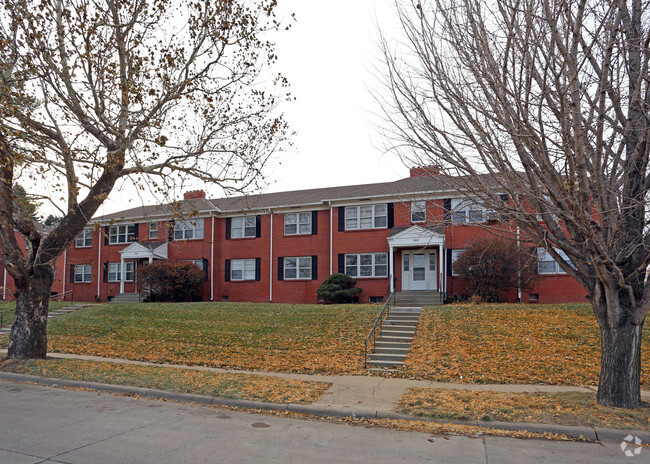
139 262 205 302
317 273 362 303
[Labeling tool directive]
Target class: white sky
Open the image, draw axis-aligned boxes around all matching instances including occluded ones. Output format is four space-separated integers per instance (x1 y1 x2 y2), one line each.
89 0 409 217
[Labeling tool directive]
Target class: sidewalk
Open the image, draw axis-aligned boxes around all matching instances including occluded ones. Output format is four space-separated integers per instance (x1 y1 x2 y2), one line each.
2 350 649 443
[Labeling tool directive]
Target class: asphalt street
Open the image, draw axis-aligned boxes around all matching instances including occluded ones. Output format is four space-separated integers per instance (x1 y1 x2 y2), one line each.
0 380 642 463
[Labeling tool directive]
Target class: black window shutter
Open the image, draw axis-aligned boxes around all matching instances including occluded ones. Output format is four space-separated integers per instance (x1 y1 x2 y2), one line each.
443 198 451 224
129 223 139 242
387 203 394 228
255 216 262 238
255 258 261 281
311 211 318 235
168 220 175 241
104 226 109 245
103 262 108 282
224 259 231 282
202 259 209 281
278 257 284 281
70 264 75 283
446 249 453 276
338 207 345 231
311 255 318 281
499 194 510 221
225 218 231 240
338 254 345 274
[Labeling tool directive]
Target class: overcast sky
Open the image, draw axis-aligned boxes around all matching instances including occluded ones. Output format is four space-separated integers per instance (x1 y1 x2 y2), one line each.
92 0 406 217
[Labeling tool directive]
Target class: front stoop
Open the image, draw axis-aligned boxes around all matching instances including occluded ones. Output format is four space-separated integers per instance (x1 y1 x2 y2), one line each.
109 293 142 304
366 307 421 370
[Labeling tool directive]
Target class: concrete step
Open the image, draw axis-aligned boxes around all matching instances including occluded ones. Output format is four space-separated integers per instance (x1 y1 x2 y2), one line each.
380 329 415 338
372 347 410 355
384 319 418 326
368 353 407 362
365 360 406 368
376 335 414 343
391 307 422 313
381 324 416 332
374 341 412 349
109 294 142 304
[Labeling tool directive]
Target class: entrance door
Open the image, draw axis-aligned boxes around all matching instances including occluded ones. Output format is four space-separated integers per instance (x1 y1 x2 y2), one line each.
402 250 438 291
412 254 427 290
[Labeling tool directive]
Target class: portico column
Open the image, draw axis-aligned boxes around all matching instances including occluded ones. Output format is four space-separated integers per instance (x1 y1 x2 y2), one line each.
120 256 125 294
389 245 394 293
439 243 445 295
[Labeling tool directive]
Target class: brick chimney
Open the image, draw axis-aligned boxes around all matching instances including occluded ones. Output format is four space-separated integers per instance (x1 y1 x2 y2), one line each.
184 190 206 200
410 165 440 177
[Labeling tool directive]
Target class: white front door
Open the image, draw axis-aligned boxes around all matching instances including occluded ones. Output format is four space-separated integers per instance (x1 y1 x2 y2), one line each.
402 250 438 291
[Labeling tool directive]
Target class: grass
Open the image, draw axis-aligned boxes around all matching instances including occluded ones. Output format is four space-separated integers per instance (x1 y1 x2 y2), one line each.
0 358 331 404
0 301 85 330
405 303 650 386
398 387 650 431
45 302 378 374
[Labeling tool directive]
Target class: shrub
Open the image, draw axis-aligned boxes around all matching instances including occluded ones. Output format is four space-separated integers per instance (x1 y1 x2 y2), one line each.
453 239 536 302
317 273 362 303
139 261 205 302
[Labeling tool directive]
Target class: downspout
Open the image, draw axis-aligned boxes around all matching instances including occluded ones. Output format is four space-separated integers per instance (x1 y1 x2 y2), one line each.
329 201 333 275
210 212 215 301
517 226 521 302
62 249 67 299
96 226 102 300
269 209 273 302
2 268 6 300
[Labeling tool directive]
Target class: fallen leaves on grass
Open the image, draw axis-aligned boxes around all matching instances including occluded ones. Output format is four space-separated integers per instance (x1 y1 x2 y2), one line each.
406 303 650 386
0 358 330 404
46 302 375 375
398 387 650 431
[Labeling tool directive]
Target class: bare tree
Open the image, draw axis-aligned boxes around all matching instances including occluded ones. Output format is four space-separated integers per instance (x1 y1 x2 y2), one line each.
0 0 290 358
378 0 650 408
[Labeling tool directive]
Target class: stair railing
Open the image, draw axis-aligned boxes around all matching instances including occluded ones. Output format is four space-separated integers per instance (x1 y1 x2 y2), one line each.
363 291 395 368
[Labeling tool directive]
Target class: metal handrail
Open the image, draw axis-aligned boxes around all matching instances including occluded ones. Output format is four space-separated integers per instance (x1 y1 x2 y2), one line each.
363 291 395 368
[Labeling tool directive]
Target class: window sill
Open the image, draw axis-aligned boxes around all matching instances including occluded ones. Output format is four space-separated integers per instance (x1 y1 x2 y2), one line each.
228 236 257 240
75 245 93 249
282 279 314 282
283 233 313 237
342 227 389 233
346 276 388 280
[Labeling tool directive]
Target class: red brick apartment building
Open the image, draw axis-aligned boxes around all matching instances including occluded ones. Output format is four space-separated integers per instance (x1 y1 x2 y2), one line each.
1 168 586 304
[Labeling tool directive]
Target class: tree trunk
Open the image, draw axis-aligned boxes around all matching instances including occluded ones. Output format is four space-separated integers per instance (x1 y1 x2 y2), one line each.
7 270 54 359
596 318 643 409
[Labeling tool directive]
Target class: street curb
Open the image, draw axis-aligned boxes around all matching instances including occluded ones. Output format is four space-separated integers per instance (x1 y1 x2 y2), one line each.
2 372 648 443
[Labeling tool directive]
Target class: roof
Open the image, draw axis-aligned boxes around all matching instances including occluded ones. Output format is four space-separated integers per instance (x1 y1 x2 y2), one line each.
91 174 495 222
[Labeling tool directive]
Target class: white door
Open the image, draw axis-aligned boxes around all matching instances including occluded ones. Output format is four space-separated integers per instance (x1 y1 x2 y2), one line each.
412 254 427 290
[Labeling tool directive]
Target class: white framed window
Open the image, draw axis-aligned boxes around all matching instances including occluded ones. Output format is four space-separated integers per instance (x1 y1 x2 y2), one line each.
537 248 572 274
411 201 426 222
284 213 311 235
451 249 465 276
109 224 137 244
74 264 92 283
450 199 486 223
231 259 256 281
108 262 135 282
186 259 206 271
345 204 387 230
284 256 312 279
174 218 204 240
149 222 158 240
75 229 93 248
231 217 256 238
345 253 388 278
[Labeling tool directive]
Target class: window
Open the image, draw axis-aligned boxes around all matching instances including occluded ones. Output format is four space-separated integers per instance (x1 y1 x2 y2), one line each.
345 253 388 278
149 222 158 240
187 259 206 271
75 229 93 248
74 264 92 283
284 257 312 279
345 204 387 230
284 213 311 235
231 217 256 238
174 219 204 240
451 249 464 276
108 262 134 282
411 201 426 222
450 199 485 223
403 254 410 271
537 248 572 274
231 259 256 281
109 224 137 244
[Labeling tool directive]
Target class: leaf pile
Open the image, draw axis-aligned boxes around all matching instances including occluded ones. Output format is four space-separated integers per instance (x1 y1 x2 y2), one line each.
406 303 650 386
46 302 377 374
0 358 330 404
398 387 650 431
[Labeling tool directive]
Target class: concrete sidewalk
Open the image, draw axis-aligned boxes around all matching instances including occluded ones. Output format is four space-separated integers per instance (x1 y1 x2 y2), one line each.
2 350 649 444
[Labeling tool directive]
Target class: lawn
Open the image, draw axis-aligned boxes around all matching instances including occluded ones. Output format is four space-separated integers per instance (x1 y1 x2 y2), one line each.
405 303 650 386
0 358 330 404
0 301 82 330
398 387 650 431
45 302 378 374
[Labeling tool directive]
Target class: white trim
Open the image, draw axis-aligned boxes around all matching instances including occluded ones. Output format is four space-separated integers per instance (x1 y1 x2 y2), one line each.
283 256 312 280
269 211 273 301
210 214 215 301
